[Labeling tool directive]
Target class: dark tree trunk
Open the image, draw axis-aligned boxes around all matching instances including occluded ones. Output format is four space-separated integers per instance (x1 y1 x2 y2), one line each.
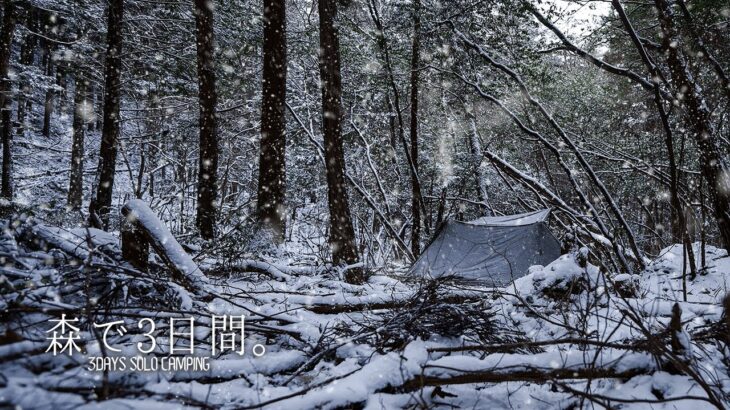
17 10 37 135
193 0 219 240
0 2 17 200
68 76 86 210
145 89 159 199
41 56 54 138
655 0 730 251
121 216 149 272
317 0 362 281
408 0 421 258
256 0 287 242
89 0 124 229
57 66 68 113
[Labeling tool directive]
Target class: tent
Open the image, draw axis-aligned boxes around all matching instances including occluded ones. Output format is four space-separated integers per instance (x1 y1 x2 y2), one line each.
409 209 561 286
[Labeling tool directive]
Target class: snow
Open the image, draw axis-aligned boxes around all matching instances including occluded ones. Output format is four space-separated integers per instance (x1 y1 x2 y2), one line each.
468 208 552 226
0 382 86 410
2 215 730 409
270 340 429 409
78 399 197 410
2 0 727 407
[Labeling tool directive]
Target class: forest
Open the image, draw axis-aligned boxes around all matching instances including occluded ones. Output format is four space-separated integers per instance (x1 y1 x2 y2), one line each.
0 0 728 408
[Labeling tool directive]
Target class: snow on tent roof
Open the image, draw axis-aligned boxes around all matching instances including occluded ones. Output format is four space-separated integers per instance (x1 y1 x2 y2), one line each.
467 208 552 226
409 209 561 286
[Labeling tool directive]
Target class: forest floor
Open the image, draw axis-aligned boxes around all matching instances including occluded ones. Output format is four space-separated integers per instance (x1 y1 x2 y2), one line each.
0 212 728 409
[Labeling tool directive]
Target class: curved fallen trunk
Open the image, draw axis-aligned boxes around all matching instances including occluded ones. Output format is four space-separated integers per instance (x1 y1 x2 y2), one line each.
121 199 209 295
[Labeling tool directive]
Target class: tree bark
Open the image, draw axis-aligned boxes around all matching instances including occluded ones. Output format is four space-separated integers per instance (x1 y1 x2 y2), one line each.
121 214 149 272
17 9 37 136
193 0 219 240
0 2 17 200
317 0 362 282
68 76 86 210
408 0 421 258
41 42 54 138
468 116 493 215
256 0 287 242
89 0 124 228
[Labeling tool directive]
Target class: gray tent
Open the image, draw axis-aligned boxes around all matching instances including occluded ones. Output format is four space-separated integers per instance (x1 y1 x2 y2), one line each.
409 209 561 286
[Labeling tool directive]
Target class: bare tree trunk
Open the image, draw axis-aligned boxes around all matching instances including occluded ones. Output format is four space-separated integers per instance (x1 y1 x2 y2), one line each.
68 76 86 210
0 2 17 200
17 10 36 136
89 0 124 228
256 0 287 242
653 0 730 251
408 0 422 258
193 0 219 240
435 187 447 227
317 0 362 282
42 45 54 138
468 116 493 215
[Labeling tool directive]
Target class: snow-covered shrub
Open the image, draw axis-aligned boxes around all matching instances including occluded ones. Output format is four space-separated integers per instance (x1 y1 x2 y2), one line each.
514 251 599 301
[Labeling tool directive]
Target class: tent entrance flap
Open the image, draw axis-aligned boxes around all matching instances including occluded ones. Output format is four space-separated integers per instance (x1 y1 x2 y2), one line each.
409 209 561 286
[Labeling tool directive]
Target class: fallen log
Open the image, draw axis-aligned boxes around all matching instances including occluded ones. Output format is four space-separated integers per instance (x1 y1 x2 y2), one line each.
303 294 482 314
29 225 119 260
385 366 649 393
121 199 209 294
428 337 650 354
207 259 293 281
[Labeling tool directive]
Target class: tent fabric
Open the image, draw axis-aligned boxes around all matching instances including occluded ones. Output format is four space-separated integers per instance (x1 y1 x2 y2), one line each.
409 209 561 286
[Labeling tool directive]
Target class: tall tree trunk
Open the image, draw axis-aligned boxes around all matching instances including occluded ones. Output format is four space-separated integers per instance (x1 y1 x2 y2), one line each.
654 0 730 251
317 0 362 282
57 65 68 114
193 0 219 240
89 0 124 229
42 55 54 138
468 116 493 215
68 76 86 210
17 10 37 136
0 2 17 200
146 88 159 198
256 0 287 242
408 0 421 258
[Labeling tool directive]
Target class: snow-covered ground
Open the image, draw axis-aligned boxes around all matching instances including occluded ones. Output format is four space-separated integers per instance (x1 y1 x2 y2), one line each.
0 216 728 409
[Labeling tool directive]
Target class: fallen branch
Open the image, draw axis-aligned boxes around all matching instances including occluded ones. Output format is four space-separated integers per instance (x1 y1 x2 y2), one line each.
209 259 293 281
428 337 648 354
387 366 649 393
304 294 481 314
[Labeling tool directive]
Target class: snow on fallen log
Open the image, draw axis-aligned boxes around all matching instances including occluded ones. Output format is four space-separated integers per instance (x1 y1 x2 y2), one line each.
30 225 119 260
0 340 48 361
121 199 209 297
373 349 656 394
217 259 292 281
208 259 330 281
246 340 430 409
